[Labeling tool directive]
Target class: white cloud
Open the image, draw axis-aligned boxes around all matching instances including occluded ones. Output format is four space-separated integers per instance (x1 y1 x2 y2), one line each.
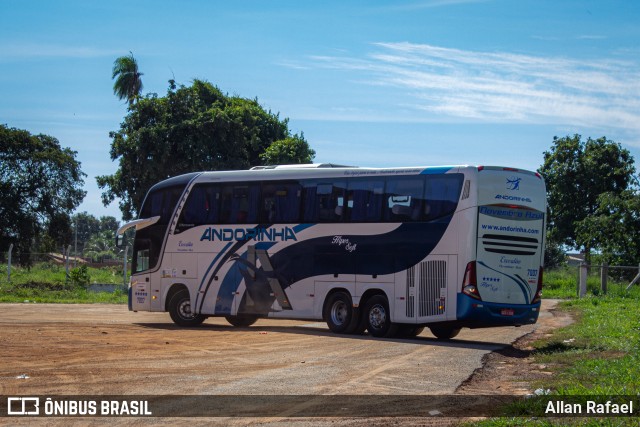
300 42 640 137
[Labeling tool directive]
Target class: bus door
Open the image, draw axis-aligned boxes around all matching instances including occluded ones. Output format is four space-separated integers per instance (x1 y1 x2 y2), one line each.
131 239 152 311
130 273 151 311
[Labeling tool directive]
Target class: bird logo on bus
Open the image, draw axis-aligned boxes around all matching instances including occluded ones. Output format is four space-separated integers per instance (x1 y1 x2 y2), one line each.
506 177 522 191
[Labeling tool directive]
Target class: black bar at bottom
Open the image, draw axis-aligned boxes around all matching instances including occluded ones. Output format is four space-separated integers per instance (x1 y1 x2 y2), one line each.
1 395 638 417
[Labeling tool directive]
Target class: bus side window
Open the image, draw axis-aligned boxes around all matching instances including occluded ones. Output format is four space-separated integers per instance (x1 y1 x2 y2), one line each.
302 181 346 222
262 182 302 223
424 174 464 221
177 184 221 231
384 177 425 222
134 242 150 272
221 184 259 224
348 179 384 222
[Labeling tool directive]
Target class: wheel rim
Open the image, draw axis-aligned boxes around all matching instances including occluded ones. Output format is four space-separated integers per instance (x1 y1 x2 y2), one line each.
369 304 386 330
178 299 195 320
330 300 348 326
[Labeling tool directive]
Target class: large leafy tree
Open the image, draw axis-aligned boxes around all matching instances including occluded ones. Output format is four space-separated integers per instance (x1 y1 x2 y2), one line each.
260 134 315 165
70 212 119 255
540 135 637 265
112 52 144 107
97 79 314 220
0 125 86 263
576 190 640 267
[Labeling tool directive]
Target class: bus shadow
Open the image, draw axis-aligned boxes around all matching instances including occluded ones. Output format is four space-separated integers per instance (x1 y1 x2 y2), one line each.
134 322 511 351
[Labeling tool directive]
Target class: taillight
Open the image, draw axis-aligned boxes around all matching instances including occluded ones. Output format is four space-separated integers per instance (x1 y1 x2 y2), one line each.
462 261 481 300
531 266 543 304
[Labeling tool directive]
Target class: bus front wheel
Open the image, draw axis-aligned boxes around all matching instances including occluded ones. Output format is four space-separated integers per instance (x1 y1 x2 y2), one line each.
168 289 206 327
363 295 398 338
429 326 461 340
225 315 258 327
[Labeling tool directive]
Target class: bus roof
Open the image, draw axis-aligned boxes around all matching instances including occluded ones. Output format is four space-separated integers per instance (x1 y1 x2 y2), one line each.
147 165 542 188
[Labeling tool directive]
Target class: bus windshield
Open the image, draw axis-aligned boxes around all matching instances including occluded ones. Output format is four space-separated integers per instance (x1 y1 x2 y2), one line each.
133 184 185 272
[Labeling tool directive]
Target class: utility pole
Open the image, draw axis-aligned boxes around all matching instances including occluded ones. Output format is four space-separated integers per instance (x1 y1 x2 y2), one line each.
74 217 78 268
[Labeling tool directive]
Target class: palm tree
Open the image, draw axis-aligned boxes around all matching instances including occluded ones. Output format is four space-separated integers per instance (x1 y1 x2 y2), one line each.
84 230 117 262
112 52 144 107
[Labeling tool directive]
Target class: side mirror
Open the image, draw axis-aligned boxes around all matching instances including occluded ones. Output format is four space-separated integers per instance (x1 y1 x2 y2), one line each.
116 234 126 248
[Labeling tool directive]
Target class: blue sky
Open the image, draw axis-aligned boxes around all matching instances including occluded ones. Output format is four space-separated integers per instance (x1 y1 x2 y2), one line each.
2 0 639 221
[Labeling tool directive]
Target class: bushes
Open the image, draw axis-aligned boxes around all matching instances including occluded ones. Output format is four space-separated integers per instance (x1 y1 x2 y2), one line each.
0 262 127 303
69 265 91 286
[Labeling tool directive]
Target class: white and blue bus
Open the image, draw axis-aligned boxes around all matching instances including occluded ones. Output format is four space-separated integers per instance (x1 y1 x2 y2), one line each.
117 164 546 339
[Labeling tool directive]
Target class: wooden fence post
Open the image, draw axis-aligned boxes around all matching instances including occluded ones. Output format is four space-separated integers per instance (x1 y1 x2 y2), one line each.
600 262 608 295
7 244 13 282
627 264 640 290
64 245 72 285
579 263 588 298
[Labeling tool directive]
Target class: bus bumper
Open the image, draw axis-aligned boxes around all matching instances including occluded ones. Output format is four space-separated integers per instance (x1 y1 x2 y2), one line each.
456 294 540 327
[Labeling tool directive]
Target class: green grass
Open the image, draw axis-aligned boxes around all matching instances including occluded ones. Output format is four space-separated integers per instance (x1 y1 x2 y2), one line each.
0 262 128 303
0 283 127 303
534 295 640 394
542 266 633 299
468 282 640 426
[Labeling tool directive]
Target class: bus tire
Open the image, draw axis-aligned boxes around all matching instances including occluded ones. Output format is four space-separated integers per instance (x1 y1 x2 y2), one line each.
429 326 461 340
396 325 425 338
324 291 359 334
225 315 258 327
363 294 398 338
168 289 205 327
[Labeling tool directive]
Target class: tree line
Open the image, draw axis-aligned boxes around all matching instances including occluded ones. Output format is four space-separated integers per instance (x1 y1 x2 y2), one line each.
541 135 639 267
1 53 638 267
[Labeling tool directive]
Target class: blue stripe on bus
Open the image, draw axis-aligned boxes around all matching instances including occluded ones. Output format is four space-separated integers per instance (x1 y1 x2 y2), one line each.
195 241 233 308
293 223 314 233
477 261 532 303
214 220 453 316
420 167 453 175
215 242 278 314
456 293 540 325
205 224 316 314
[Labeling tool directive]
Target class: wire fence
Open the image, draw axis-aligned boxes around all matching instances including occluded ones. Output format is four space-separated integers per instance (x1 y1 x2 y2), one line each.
577 263 640 297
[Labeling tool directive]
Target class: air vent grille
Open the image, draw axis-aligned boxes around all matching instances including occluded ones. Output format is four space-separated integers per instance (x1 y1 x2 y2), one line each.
406 265 415 318
481 234 539 255
418 260 446 317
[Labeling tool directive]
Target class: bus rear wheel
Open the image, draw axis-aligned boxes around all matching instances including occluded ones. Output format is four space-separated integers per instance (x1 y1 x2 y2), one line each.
169 289 205 327
363 295 398 338
429 326 461 340
324 291 360 334
396 325 425 338
225 315 258 327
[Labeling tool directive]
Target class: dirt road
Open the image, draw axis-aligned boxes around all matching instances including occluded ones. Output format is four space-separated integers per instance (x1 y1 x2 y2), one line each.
0 300 561 425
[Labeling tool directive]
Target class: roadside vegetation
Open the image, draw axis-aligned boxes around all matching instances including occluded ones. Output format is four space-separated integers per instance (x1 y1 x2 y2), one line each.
470 267 640 426
0 262 127 303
